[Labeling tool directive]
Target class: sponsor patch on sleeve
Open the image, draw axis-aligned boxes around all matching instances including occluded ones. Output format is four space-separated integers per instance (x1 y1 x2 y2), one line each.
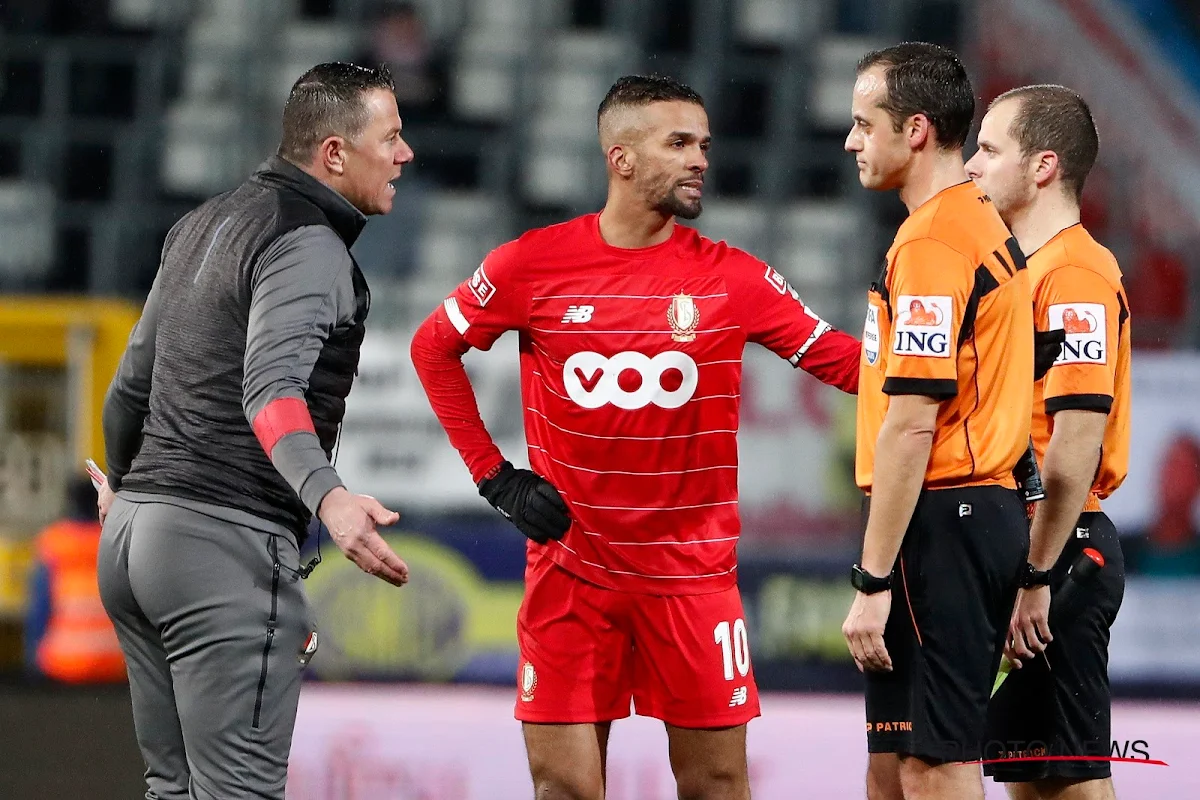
764 265 789 295
891 295 953 358
1048 302 1107 364
863 304 881 365
467 264 496 307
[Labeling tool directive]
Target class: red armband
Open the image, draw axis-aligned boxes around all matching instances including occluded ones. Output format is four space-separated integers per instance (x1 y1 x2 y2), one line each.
252 396 315 455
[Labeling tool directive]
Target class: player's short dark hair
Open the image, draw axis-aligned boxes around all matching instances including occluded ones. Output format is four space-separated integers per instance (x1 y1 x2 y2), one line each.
597 74 704 128
990 84 1100 202
856 42 975 150
278 62 395 162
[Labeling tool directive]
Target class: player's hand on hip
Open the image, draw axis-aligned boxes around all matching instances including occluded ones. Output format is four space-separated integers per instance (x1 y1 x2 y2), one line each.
1005 586 1051 665
842 591 893 673
477 461 571 544
318 487 409 586
97 479 115 525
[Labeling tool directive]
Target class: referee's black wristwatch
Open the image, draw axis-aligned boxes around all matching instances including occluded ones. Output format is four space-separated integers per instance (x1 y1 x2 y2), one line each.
850 564 892 594
1018 561 1052 589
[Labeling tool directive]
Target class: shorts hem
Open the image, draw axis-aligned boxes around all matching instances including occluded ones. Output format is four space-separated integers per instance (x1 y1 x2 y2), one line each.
984 764 1112 782
868 738 978 764
515 707 632 724
636 705 761 729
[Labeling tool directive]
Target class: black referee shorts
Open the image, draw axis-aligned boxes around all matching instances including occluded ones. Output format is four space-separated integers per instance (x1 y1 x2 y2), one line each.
865 485 1028 763
984 511 1125 783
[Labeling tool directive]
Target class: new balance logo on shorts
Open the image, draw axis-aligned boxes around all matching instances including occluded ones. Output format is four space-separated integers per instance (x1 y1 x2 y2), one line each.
729 686 748 707
561 305 594 323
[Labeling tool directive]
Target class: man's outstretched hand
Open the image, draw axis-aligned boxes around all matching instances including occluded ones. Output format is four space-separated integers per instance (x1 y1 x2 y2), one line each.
318 487 409 586
478 462 571 544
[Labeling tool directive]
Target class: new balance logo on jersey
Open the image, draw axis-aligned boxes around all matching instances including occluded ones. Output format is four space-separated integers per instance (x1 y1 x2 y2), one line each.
561 305 594 323
729 686 749 707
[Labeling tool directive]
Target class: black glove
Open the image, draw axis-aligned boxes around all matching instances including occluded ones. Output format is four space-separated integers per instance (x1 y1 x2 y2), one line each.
1034 328 1067 380
478 461 571 544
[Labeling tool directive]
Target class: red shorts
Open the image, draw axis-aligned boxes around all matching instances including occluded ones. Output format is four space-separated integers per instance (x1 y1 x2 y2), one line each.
514 556 761 728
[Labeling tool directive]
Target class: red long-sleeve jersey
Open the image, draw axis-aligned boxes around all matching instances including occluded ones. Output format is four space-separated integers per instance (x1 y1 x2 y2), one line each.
411 213 859 594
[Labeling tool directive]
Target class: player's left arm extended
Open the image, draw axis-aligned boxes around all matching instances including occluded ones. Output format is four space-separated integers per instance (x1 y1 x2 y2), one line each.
797 328 861 394
102 270 163 490
1027 410 1106 570
859 394 939 576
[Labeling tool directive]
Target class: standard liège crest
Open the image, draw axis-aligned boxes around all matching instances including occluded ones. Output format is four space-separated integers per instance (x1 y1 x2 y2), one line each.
667 293 700 343
520 661 538 702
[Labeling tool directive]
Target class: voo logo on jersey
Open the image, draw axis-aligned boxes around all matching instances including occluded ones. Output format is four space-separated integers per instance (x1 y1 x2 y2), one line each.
1048 303 1106 364
892 295 952 358
563 351 698 410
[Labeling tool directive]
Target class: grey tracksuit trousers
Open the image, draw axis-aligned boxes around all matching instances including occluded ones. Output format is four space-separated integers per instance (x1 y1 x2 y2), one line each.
98 492 317 800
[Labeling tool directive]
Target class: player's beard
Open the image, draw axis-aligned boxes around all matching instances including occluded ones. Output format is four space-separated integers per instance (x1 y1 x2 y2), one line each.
650 178 703 220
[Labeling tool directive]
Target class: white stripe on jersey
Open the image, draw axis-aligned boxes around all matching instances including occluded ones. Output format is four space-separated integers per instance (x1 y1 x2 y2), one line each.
526 408 737 440
528 372 573 402
589 533 742 546
531 293 729 301
528 445 736 475
530 325 741 336
568 499 738 511
556 541 738 579
443 297 470 335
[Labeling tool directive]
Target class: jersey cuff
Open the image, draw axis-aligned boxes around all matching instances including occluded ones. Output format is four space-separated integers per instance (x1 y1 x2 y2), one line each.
788 321 831 366
1044 393 1113 415
299 466 345 517
882 377 958 398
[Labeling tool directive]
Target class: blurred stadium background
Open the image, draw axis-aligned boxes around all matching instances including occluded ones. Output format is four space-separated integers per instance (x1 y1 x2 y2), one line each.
2 0 1200 797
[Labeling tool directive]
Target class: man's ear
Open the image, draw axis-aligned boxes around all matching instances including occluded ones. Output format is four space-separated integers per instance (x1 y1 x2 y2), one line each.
319 136 347 176
608 144 635 178
1032 150 1060 190
906 113 932 151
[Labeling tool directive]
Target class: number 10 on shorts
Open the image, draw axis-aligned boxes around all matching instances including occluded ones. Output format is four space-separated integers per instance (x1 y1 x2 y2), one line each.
714 619 751 680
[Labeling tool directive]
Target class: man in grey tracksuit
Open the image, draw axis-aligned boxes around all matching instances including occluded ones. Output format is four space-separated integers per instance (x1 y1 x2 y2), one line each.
96 62 415 799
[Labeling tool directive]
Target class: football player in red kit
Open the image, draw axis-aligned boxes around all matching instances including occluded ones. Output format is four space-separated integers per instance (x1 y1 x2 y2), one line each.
411 75 860 800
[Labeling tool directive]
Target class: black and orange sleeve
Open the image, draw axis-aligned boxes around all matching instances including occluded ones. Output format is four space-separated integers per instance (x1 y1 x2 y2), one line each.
881 238 973 398
1035 265 1120 415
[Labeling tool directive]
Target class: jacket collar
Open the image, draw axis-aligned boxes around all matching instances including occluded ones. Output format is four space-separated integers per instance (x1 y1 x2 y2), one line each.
252 155 368 246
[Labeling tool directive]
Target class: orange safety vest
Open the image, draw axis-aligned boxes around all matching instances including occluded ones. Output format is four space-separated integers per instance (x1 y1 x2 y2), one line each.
35 520 126 683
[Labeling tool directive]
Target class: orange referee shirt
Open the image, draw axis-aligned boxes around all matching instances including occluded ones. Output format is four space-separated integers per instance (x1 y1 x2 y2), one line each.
1029 224 1130 512
857 181 1034 492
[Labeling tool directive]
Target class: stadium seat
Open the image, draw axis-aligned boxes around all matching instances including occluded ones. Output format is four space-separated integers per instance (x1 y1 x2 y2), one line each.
811 37 884 129
733 0 831 46
778 201 864 274
0 181 55 284
696 200 771 253
161 102 245 196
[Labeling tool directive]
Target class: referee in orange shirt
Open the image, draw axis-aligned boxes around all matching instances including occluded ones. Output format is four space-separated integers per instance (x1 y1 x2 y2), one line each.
967 85 1129 800
842 43 1035 800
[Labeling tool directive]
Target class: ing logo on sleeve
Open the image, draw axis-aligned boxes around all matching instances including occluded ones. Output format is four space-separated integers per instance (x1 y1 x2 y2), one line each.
1048 303 1107 364
892 295 952 358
